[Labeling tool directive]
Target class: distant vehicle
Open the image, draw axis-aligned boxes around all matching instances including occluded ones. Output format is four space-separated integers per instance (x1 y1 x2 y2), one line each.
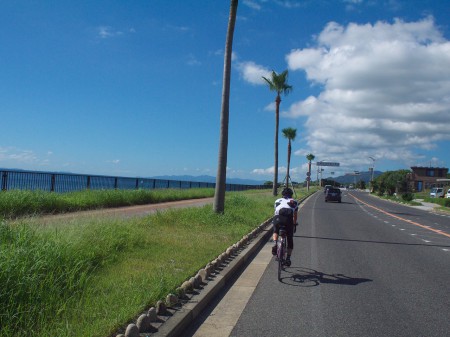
348 184 354 190
325 187 342 203
446 189 450 199
324 185 332 194
430 187 444 198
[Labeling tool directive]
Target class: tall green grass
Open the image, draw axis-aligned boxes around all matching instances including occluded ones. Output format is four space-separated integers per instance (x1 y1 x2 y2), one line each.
0 191 282 337
0 188 216 218
0 188 316 337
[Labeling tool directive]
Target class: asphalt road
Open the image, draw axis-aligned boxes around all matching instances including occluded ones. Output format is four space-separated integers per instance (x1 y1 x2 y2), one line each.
224 190 450 337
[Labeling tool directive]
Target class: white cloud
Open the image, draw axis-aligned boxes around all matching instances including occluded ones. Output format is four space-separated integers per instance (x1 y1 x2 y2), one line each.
97 26 124 39
273 1 303 9
281 96 320 117
0 147 40 165
252 166 291 175
263 102 276 112
252 165 309 181
243 0 262 10
186 54 201 66
252 166 275 175
96 26 135 39
244 0 303 10
236 61 271 85
284 16 450 170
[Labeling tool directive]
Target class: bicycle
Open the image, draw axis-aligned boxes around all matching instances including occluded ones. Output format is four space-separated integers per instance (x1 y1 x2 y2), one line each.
276 226 287 281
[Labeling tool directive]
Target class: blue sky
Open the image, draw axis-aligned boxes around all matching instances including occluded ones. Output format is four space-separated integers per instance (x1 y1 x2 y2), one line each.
1 0 449 182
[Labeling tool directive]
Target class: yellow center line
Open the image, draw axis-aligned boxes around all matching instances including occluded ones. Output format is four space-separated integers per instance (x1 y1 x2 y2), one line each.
350 194 450 239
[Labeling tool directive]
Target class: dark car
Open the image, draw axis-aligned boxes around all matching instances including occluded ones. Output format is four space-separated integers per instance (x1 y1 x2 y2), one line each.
325 187 342 203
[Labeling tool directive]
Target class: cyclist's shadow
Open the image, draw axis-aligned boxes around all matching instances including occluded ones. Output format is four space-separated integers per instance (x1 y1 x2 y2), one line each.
279 266 372 287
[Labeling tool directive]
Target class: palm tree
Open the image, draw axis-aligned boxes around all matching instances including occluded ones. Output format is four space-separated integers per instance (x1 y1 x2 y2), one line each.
213 0 238 214
262 70 293 196
306 153 315 191
282 127 297 186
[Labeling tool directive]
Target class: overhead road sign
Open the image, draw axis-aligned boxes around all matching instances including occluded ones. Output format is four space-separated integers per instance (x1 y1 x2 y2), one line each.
317 161 340 167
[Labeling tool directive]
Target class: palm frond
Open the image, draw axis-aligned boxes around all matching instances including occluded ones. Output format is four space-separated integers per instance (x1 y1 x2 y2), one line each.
282 127 297 140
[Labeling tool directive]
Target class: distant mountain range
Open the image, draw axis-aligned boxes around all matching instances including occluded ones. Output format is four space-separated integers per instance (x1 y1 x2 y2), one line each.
150 171 383 186
323 171 383 184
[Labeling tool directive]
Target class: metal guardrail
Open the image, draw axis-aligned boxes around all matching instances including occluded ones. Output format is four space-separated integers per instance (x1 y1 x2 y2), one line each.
0 170 269 193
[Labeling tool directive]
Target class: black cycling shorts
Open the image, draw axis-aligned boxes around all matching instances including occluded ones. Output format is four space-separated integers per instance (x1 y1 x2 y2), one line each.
272 215 294 250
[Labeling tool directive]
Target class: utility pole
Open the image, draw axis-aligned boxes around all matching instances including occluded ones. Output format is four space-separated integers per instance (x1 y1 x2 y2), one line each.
369 156 375 190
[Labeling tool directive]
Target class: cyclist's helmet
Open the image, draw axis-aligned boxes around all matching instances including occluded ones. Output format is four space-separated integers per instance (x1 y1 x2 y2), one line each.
281 187 293 198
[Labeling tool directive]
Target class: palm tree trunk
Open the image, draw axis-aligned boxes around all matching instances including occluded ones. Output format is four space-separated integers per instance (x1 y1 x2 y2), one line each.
286 140 291 186
307 160 311 191
273 95 280 196
213 0 238 214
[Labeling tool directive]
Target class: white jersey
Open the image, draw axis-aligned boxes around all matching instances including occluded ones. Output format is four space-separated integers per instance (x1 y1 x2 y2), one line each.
274 197 298 215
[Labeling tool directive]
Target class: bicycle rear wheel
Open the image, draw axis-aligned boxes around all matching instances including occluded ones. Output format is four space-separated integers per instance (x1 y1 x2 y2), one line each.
277 240 284 281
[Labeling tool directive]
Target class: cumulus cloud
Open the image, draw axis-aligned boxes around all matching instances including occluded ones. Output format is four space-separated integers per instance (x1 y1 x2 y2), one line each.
284 16 450 170
252 166 275 175
236 61 271 85
252 165 309 181
252 166 288 176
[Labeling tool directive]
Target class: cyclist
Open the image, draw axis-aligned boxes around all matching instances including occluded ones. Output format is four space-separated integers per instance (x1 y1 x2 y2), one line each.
271 187 298 267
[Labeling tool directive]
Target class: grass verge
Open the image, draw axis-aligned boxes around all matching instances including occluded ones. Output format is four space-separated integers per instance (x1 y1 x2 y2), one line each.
375 194 422 206
0 188 217 219
2 189 313 337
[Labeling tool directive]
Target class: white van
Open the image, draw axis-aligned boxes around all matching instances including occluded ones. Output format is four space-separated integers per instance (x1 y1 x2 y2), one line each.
430 187 444 198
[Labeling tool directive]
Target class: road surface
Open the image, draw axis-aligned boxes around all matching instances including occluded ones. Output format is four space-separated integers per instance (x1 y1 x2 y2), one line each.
188 190 450 337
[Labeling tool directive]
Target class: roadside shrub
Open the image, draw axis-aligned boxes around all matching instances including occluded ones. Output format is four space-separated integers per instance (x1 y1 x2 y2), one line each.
401 192 414 202
445 199 450 208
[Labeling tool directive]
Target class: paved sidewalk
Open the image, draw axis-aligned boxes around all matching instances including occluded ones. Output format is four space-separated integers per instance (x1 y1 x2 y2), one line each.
189 240 273 337
412 199 441 212
32 197 214 225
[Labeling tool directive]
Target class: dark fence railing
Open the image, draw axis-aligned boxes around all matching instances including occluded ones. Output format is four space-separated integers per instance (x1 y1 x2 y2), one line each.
0 170 269 193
